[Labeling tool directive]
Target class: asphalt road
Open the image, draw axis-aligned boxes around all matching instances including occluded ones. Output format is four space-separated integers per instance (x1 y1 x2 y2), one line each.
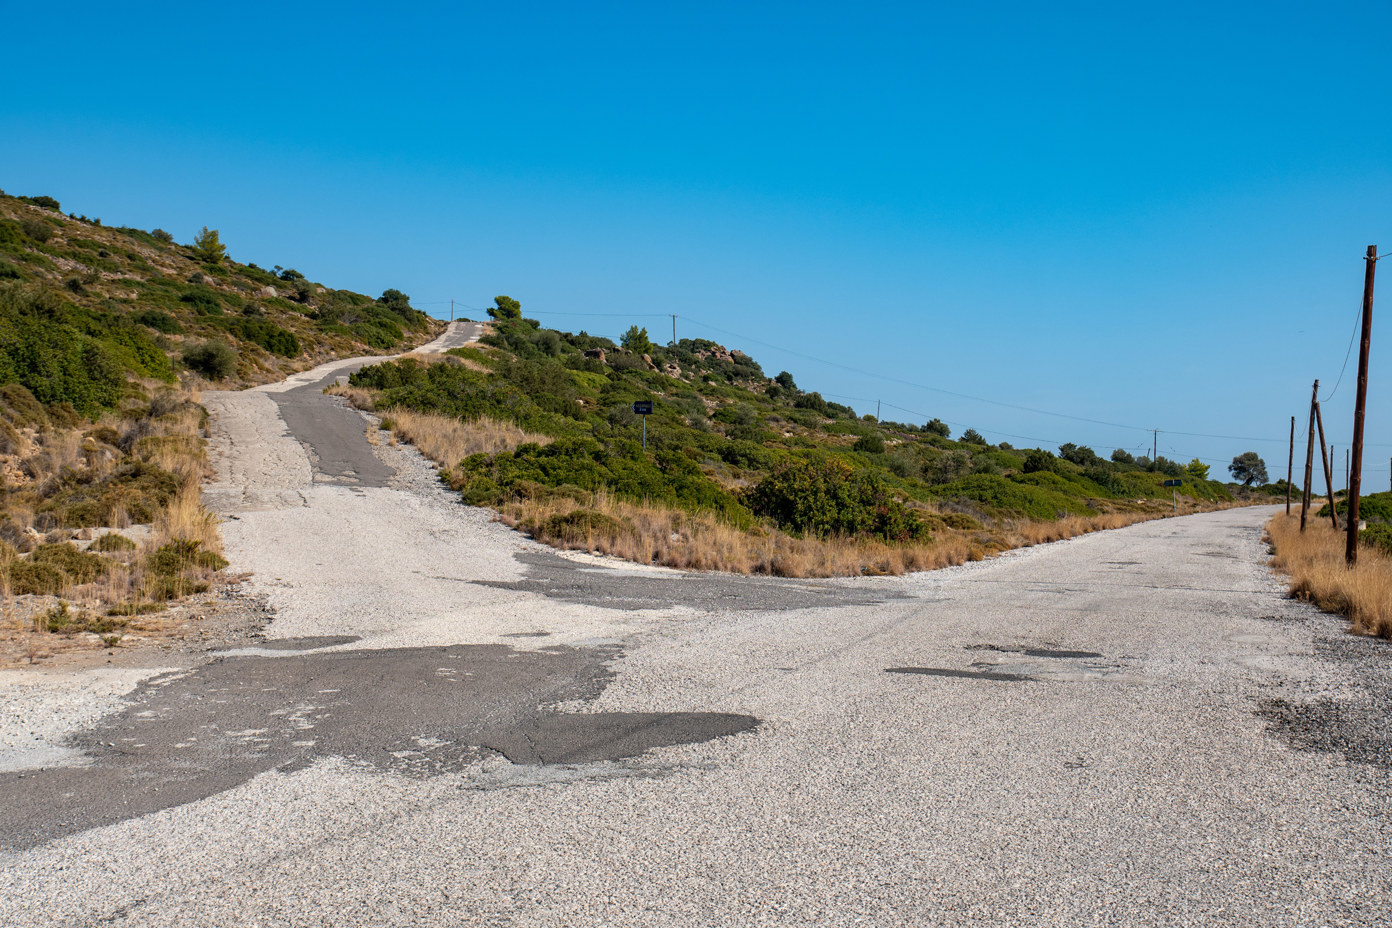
1 328 1389 925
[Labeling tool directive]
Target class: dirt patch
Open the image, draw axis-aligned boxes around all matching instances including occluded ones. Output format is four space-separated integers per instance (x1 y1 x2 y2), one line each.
0 580 270 670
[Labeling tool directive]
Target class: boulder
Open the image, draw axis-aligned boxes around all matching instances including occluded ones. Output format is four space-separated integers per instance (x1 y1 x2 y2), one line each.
583 348 607 363
258 286 278 299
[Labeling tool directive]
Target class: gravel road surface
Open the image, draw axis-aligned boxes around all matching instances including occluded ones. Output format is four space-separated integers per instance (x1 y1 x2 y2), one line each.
1 324 1388 925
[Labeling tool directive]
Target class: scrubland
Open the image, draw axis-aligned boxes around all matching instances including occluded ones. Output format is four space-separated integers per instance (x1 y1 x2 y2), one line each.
1267 511 1392 638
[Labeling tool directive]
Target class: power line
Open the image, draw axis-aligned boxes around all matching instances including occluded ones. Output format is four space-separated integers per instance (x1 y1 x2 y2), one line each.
684 315 1301 447
1320 301 1363 403
683 316 1150 434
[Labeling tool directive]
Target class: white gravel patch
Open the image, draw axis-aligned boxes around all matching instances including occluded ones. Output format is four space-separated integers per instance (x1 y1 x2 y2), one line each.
0 667 172 772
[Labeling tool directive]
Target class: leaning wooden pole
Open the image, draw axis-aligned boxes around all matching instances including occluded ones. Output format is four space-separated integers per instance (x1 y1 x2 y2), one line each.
1347 245 1377 565
1286 415 1295 515
1314 401 1338 530
1300 380 1318 531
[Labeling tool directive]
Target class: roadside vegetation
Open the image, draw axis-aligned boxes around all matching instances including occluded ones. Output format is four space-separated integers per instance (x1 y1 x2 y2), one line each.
0 189 439 657
1267 495 1392 638
342 297 1258 577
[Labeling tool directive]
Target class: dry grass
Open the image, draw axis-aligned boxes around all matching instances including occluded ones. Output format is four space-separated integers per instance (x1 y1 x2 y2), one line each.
1 385 228 648
153 482 222 555
1266 512 1392 638
497 489 1179 579
379 409 552 467
325 383 376 409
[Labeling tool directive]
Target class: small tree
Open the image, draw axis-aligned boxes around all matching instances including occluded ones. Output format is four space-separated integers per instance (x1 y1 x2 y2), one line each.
1023 449 1056 473
378 289 412 314
151 228 173 244
1229 452 1268 486
924 418 950 438
1111 448 1136 465
621 325 653 355
192 226 226 264
488 295 522 320
961 428 985 445
182 341 237 380
1186 458 1211 480
775 371 797 390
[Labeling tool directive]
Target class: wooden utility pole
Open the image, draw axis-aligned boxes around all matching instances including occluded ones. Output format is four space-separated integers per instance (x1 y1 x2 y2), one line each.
1347 245 1377 565
1152 429 1157 462
1286 416 1295 515
1314 401 1338 530
1301 380 1318 531
670 314 677 346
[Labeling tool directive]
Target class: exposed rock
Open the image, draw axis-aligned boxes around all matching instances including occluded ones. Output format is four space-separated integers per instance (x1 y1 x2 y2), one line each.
257 286 278 299
641 353 658 371
0 519 35 554
583 348 607 363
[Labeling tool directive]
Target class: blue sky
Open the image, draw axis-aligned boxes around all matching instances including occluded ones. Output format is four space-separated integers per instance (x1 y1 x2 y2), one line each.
4 2 1391 486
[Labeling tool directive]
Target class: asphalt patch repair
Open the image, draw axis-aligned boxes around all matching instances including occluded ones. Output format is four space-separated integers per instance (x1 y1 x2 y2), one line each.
0 643 758 852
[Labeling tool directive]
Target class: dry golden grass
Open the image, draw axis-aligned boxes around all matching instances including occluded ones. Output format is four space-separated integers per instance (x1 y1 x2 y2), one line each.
325 383 376 409
0 384 227 643
1266 512 1392 638
381 409 552 467
154 481 223 555
497 489 1182 579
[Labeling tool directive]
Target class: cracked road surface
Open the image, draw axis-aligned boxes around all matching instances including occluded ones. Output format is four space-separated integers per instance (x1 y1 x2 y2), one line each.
2 324 1389 925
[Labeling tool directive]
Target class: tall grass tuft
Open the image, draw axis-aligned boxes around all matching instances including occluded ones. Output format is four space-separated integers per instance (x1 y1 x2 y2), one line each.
381 410 552 467
1266 512 1392 638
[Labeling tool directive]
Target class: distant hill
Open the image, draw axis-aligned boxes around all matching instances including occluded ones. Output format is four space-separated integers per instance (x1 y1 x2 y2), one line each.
341 301 1241 577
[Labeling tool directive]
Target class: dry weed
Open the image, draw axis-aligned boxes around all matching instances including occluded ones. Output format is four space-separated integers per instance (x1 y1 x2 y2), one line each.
493 489 1174 579
1266 513 1392 638
383 410 551 468
154 482 223 555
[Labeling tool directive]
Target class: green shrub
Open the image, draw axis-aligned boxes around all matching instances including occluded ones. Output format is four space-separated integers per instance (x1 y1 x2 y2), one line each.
91 533 137 552
1319 491 1392 525
134 309 183 333
146 538 227 576
32 542 110 583
1023 449 1056 473
744 458 926 542
0 285 129 414
6 560 67 595
20 218 54 243
535 509 627 544
853 435 885 454
932 473 1093 520
179 288 223 315
1359 523 1392 555
19 195 60 211
182 341 237 379
222 317 300 357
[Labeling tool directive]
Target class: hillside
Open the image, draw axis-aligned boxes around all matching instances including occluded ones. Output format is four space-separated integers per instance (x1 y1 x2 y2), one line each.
0 190 439 405
342 300 1243 576
0 188 439 640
